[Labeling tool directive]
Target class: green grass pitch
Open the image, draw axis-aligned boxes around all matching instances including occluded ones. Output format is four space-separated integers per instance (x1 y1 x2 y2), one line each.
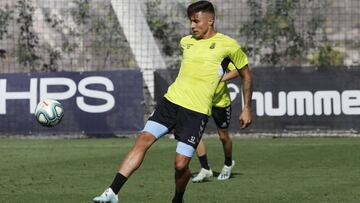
0 137 360 203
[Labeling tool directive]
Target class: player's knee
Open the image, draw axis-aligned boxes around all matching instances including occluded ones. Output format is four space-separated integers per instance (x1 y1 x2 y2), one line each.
218 130 231 142
134 132 156 150
174 160 188 171
174 154 191 171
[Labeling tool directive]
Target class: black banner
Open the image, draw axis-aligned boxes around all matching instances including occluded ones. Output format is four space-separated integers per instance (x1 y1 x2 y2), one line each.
0 70 144 135
155 67 360 132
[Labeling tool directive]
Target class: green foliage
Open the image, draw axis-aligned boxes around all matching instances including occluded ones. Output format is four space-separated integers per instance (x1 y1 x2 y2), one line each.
0 4 13 40
16 0 40 71
240 0 326 66
70 0 132 67
43 9 80 56
71 0 91 26
145 0 184 68
88 3 125 67
0 4 13 59
42 48 61 72
310 43 345 67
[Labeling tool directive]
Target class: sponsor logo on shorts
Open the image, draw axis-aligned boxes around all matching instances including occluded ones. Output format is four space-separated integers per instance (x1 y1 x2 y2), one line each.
188 136 196 145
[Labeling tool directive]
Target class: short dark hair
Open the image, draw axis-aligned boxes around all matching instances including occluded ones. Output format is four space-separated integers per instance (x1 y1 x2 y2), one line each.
187 1 215 19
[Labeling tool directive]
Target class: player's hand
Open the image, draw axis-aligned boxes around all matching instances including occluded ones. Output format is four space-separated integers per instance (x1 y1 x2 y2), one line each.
239 107 252 129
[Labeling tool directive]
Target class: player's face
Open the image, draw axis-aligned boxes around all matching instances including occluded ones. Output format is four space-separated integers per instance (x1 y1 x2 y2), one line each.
189 11 214 39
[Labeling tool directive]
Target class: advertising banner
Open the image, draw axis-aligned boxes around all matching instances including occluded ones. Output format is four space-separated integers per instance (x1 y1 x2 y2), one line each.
0 70 144 135
155 67 360 132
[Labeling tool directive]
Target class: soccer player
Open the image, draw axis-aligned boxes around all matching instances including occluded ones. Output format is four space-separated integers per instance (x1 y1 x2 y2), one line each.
93 1 253 203
192 63 240 183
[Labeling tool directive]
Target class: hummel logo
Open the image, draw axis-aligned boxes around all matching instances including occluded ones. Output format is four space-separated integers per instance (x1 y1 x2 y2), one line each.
186 44 193 49
209 43 216 49
188 136 196 144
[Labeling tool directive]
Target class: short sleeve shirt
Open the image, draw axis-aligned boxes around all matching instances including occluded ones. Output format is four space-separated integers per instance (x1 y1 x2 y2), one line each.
165 33 248 115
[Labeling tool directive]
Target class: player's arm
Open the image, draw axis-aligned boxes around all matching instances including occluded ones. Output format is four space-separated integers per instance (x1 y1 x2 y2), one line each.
221 61 240 81
238 64 253 129
229 44 253 129
221 69 239 81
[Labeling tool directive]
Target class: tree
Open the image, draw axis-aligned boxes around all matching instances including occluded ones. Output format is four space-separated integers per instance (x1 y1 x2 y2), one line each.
0 4 13 40
70 0 134 69
43 5 80 70
88 3 128 68
0 4 13 59
16 0 40 71
240 0 328 67
42 48 61 72
310 42 345 67
145 0 185 68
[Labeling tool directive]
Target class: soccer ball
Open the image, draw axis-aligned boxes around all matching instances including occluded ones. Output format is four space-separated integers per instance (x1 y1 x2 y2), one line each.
35 99 64 127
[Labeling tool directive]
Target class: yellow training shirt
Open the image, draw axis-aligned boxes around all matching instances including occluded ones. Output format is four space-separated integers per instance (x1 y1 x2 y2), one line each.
164 33 248 115
212 62 237 108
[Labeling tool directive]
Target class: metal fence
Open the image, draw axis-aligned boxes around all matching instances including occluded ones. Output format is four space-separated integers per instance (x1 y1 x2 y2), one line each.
0 0 359 78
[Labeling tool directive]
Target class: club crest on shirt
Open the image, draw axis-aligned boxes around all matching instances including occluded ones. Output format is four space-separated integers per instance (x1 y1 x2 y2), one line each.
209 43 216 49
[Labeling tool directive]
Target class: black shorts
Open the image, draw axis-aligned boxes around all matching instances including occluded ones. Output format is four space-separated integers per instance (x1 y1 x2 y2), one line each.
212 105 232 129
148 98 208 148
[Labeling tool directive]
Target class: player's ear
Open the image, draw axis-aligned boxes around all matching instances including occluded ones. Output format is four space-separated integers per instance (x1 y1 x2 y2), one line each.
208 16 214 26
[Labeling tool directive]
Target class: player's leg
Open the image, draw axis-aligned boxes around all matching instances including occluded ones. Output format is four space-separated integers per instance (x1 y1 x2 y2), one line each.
196 139 211 170
93 131 158 203
172 106 208 201
172 149 192 203
196 138 206 157
118 131 157 176
218 127 233 167
93 98 175 203
93 129 164 203
214 106 235 180
192 139 213 182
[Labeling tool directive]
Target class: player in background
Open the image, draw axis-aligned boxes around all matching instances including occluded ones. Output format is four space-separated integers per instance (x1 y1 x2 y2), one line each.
93 1 253 203
192 63 242 183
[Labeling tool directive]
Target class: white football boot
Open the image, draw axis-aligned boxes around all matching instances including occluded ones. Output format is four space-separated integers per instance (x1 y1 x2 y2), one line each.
191 168 213 182
93 188 118 203
217 160 235 180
